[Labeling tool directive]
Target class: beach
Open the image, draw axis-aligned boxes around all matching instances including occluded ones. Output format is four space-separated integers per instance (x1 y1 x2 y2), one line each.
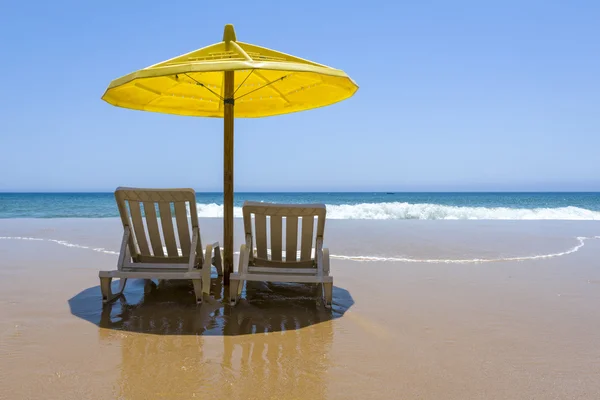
1 218 600 399
3 0 599 397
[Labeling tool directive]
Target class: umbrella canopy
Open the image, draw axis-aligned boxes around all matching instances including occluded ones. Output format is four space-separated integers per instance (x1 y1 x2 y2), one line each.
102 25 357 117
102 25 358 283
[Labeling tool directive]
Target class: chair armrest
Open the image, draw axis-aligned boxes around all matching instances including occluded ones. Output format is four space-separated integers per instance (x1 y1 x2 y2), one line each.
323 247 330 276
315 238 328 277
245 234 254 263
200 242 221 297
203 242 220 271
238 244 250 274
205 242 220 263
117 227 132 270
188 227 200 271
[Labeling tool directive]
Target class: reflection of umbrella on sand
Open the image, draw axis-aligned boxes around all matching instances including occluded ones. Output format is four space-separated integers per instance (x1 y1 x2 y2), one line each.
101 24 358 283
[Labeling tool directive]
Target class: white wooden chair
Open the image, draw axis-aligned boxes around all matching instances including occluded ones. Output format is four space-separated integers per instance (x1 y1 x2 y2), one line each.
99 187 223 304
230 201 333 308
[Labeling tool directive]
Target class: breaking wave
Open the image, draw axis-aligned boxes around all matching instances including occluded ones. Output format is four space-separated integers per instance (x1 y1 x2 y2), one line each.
195 202 600 220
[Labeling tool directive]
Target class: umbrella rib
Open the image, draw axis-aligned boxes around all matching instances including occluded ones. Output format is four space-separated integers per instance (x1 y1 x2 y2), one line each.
170 74 218 95
284 81 324 96
234 69 255 96
184 73 224 101
234 74 289 101
134 82 162 96
168 74 210 87
253 71 291 104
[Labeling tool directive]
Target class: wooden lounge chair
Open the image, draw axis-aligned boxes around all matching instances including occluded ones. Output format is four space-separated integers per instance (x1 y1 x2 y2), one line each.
230 201 333 308
99 187 222 304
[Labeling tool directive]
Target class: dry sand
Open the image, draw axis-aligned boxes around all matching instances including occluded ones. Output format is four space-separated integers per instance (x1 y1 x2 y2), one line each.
1 219 600 399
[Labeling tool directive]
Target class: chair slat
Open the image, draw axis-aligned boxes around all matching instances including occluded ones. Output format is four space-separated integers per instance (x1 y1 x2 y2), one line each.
285 216 298 261
128 201 150 255
158 202 178 257
143 202 164 257
174 201 191 256
255 213 267 259
270 215 282 261
300 215 314 261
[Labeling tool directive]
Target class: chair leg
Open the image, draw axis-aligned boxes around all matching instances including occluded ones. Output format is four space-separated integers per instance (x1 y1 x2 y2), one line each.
229 279 241 306
315 283 323 306
143 279 157 293
323 282 333 309
100 277 127 304
100 277 112 303
192 279 203 304
202 274 211 298
118 278 128 294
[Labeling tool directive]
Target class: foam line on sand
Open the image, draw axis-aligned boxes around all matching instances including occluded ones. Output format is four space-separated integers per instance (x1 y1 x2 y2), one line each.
1 236 599 264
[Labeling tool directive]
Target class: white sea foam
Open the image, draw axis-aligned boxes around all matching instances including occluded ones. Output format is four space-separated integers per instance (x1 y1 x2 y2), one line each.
194 202 600 220
0 236 119 255
1 236 599 264
330 236 600 263
196 203 244 218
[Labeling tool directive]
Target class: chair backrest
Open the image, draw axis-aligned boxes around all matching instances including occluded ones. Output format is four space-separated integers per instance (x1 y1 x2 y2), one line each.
114 187 202 264
242 201 326 267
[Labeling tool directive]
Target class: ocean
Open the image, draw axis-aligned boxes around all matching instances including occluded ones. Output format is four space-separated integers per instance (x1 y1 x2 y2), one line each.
0 192 599 219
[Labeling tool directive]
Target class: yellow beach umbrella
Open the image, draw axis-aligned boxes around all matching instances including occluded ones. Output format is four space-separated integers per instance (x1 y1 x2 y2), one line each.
102 24 358 283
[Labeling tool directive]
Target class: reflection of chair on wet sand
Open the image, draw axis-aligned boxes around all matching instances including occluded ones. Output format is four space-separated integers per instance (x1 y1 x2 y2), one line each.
220 310 333 399
92 278 348 336
230 202 333 308
99 187 223 304
99 278 225 335
98 282 334 399
67 277 351 396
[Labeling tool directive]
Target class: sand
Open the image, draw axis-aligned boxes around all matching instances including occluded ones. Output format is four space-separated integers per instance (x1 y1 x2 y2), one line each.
1 218 600 399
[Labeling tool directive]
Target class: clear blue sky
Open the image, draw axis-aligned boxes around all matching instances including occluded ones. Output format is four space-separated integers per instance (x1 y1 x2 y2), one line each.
1 0 599 192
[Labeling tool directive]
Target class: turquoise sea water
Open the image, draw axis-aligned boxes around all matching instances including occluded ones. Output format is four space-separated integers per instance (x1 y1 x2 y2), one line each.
1 192 599 220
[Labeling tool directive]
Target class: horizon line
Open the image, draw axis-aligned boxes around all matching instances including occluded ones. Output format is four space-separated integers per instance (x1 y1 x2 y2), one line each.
1 190 600 194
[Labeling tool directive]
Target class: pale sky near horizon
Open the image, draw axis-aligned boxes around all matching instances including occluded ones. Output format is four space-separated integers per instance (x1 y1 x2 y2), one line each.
1 1 599 192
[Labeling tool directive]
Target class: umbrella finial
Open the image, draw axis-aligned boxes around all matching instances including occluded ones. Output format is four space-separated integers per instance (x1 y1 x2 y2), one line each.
223 24 237 43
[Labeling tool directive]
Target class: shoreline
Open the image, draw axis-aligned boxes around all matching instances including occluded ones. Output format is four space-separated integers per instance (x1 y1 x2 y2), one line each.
1 218 600 263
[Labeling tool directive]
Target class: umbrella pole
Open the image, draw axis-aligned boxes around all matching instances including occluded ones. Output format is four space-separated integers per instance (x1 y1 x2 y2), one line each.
223 70 235 285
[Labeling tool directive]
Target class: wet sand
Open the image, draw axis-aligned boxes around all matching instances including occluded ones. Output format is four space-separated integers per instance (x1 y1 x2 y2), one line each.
1 219 600 399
